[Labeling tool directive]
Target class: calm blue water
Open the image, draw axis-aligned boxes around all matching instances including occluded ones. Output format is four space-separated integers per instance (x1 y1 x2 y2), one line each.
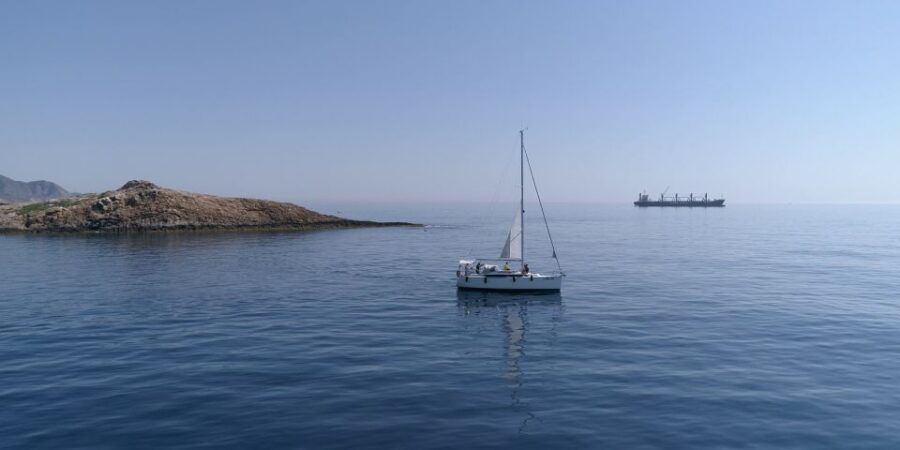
3 204 900 449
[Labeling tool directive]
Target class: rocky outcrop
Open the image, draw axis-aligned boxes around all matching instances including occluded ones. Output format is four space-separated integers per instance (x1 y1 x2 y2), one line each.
0 174 71 203
0 180 417 232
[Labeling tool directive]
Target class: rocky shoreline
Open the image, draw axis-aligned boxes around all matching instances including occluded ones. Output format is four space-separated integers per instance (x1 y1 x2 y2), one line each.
0 180 419 233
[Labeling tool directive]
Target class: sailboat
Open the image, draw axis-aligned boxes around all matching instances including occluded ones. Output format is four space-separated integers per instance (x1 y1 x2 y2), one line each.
456 130 564 291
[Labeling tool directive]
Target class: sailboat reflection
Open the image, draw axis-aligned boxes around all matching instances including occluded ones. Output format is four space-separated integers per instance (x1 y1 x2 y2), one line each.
456 290 563 433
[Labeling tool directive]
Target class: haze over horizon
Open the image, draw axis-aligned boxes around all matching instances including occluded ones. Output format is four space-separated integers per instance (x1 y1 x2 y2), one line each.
3 1 899 204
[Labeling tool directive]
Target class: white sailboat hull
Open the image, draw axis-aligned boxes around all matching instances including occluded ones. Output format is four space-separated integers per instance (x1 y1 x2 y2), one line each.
456 273 562 291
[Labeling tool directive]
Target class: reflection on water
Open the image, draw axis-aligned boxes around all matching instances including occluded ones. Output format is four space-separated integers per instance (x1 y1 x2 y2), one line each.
455 290 563 307
457 291 563 433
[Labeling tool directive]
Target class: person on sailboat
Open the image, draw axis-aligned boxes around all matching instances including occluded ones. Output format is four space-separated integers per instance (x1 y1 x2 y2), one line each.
523 264 529 275
503 262 510 272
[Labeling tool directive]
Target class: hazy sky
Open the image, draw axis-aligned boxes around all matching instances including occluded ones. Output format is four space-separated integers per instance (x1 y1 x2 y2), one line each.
2 1 899 203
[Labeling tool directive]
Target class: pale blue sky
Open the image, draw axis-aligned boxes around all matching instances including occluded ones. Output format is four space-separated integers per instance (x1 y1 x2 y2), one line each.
2 1 899 203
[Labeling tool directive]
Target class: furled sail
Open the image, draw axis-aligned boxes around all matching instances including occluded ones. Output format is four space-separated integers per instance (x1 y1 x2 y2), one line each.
499 212 522 259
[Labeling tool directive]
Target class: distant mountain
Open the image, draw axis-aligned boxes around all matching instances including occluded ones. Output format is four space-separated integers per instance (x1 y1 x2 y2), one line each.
0 175 71 203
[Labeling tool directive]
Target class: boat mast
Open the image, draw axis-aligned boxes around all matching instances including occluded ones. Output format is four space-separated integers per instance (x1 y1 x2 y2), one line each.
520 129 525 270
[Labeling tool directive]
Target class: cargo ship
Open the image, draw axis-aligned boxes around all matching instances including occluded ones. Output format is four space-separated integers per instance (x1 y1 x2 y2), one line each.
634 191 724 207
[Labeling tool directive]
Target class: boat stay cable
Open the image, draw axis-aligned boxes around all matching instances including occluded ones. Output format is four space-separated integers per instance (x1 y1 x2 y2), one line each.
523 146 563 275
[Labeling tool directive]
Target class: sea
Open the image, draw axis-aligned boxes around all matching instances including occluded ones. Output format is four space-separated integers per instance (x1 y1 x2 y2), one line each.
3 203 900 449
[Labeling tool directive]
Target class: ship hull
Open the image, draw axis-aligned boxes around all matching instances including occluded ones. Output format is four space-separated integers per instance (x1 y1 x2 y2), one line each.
456 273 562 291
634 199 725 207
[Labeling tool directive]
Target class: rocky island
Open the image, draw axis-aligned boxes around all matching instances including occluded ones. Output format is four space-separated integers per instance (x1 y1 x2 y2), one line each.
0 180 418 233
